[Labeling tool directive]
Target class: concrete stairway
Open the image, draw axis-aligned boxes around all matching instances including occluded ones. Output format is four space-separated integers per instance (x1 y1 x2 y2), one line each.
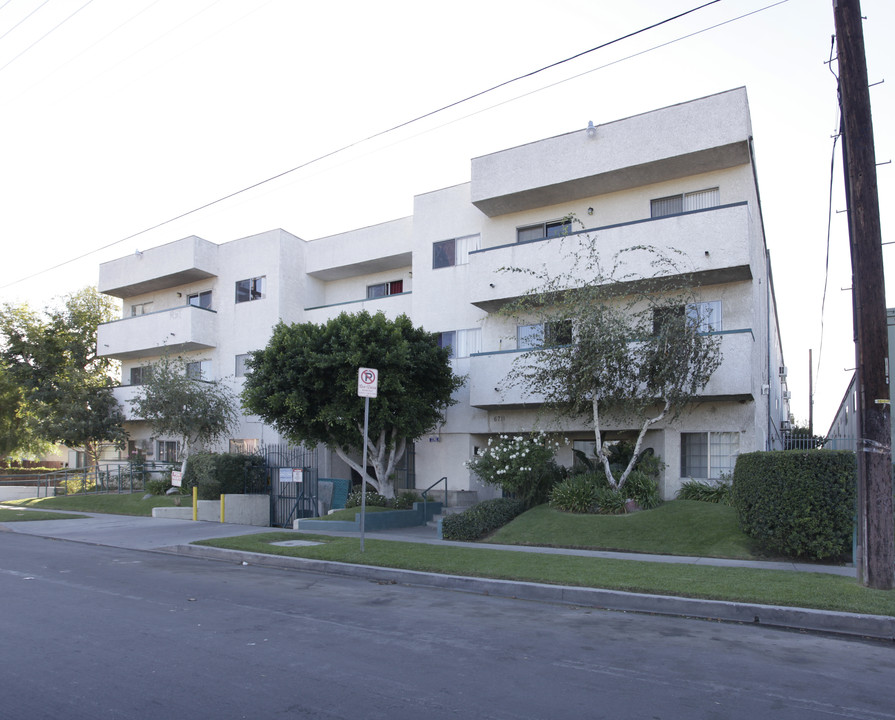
426 490 479 530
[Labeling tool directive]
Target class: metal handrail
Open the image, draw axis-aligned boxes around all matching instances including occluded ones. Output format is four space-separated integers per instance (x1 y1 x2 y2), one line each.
421 476 447 509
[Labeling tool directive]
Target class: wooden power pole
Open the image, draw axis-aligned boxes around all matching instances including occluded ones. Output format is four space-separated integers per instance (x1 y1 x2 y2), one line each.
833 0 894 589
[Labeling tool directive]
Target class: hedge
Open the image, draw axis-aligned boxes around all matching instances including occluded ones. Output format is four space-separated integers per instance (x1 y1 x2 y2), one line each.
441 498 526 542
732 450 856 561
181 452 267 500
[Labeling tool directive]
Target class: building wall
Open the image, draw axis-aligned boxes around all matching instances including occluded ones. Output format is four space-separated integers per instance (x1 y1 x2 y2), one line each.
827 308 895 452
97 88 789 499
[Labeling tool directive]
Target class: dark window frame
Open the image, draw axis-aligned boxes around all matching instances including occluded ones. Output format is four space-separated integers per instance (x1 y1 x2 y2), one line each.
188 290 212 309
366 280 404 299
516 219 572 243
235 276 265 303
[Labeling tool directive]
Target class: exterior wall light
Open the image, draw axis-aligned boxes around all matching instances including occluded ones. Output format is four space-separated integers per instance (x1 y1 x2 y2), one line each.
586 121 596 138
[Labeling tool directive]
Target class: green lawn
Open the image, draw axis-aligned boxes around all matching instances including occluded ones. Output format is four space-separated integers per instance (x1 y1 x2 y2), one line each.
196 531 895 617
487 501 768 560
8 493 886 618
1 493 185 516
0 507 86 522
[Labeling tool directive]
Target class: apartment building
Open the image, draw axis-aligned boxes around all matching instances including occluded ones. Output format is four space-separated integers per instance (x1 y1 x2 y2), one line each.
97 87 790 500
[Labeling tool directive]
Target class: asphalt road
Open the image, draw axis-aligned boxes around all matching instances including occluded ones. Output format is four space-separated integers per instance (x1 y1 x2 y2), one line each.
2 532 893 720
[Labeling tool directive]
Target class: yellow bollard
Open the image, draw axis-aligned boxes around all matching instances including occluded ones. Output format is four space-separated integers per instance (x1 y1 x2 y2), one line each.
220 494 225 523
192 486 198 521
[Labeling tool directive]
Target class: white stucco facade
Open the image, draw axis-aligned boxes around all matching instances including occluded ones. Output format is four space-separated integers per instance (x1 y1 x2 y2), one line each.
97 88 790 500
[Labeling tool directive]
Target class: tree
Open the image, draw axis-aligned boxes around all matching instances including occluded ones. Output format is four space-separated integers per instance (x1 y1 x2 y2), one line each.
130 353 239 464
0 364 51 460
242 311 464 498
0 288 127 468
503 234 721 494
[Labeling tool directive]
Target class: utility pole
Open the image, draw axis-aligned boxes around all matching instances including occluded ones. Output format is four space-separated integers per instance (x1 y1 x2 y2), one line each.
833 0 893 589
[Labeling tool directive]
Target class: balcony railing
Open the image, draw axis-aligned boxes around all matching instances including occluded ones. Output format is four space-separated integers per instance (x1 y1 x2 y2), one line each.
468 329 755 409
303 291 412 324
98 305 217 360
467 203 753 312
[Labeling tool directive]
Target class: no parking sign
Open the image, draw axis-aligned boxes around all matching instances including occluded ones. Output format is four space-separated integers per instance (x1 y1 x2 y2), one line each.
357 367 378 398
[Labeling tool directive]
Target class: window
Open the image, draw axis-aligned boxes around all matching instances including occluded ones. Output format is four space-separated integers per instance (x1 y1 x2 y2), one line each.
188 291 212 309
517 219 572 243
572 440 598 473
131 302 153 316
129 366 153 385
230 439 260 454
687 300 722 333
652 305 685 336
235 276 265 303
650 188 720 218
654 301 722 335
186 360 212 380
366 280 404 299
681 431 739 479
517 324 542 349
433 234 481 269
157 441 179 463
517 320 572 349
437 328 482 359
235 353 252 377
545 320 573 346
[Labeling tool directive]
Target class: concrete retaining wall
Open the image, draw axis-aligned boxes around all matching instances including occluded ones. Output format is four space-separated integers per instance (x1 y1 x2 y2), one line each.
0 486 58 501
151 494 269 526
295 502 442 532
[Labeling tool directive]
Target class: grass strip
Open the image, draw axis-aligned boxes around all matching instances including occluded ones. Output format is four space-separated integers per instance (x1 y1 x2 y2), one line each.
196 532 895 618
488 502 768 560
0 507 86 522
1 494 185 517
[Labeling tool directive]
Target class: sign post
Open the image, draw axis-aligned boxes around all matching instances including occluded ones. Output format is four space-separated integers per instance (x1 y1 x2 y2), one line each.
357 368 378 552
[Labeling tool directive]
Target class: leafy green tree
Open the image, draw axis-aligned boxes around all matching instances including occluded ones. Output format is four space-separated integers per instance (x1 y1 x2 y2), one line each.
503 232 721 494
242 311 464 498
0 364 51 459
130 353 239 464
0 288 127 468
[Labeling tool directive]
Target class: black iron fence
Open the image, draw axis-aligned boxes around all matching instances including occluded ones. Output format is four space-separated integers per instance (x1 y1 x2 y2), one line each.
0 462 179 499
264 444 319 528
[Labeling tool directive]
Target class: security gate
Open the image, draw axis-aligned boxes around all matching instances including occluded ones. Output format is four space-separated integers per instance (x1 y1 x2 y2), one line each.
264 444 319 528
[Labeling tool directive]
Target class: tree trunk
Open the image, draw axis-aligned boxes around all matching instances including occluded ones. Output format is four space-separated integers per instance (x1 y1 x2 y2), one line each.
349 424 407 499
616 399 669 492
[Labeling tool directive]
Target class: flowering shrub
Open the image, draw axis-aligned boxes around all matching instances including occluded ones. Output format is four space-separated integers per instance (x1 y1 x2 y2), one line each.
467 433 566 507
345 490 389 509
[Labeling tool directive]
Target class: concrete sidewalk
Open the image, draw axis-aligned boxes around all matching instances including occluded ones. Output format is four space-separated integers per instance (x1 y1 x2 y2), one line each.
2 508 891 641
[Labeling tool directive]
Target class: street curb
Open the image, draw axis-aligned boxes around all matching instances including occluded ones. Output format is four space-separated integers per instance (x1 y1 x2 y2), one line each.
167 544 895 642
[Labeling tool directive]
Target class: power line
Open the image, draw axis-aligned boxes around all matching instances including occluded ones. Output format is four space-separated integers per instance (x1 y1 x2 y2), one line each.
3 0 755 290
6 0 166 99
0 0 95 75
815 34 844 401
0 0 51 43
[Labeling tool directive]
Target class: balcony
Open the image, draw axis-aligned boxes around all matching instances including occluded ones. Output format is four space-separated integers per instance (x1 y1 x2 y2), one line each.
471 88 751 217
468 204 753 312
98 306 218 360
99 235 218 298
305 217 413 281
469 330 755 409
303 291 412 325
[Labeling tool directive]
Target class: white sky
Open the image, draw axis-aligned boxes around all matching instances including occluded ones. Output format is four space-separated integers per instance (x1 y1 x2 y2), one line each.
0 0 892 433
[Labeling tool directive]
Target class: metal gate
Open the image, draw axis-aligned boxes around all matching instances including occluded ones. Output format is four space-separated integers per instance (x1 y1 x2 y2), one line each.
264 444 319 528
